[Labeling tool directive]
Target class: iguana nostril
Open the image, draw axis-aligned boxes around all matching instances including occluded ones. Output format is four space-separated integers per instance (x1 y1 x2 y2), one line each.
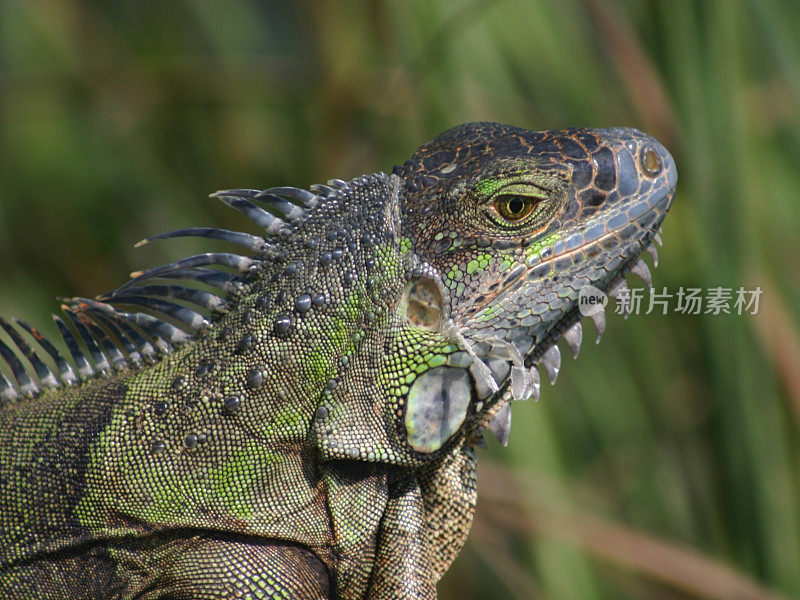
641 146 662 176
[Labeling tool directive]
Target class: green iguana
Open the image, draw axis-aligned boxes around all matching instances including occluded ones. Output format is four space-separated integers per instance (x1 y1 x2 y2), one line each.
0 122 676 599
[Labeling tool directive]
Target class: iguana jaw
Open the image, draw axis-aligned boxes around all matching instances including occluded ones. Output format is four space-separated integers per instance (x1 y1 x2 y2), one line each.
462 229 668 445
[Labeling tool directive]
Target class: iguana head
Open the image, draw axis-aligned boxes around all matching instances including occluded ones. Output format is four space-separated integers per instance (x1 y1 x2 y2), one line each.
393 122 676 449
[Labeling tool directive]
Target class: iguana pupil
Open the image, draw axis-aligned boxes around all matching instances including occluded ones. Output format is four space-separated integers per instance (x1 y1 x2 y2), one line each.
0 121 677 600
495 193 537 220
507 196 524 214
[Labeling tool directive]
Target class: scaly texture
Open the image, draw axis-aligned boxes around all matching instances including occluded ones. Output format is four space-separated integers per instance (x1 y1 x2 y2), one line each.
0 123 677 599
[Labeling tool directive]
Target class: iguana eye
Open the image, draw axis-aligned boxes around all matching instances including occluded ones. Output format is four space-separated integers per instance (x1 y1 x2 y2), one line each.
493 194 540 222
477 179 555 230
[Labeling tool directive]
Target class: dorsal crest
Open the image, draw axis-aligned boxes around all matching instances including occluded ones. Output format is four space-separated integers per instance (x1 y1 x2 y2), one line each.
0 180 366 403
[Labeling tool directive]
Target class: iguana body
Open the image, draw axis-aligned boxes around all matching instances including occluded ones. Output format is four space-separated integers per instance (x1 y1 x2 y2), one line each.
0 123 676 599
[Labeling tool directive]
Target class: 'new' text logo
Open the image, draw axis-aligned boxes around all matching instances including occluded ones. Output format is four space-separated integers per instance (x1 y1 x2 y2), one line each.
578 285 608 316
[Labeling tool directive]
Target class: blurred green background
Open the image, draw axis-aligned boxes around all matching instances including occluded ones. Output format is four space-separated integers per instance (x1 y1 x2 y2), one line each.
2 1 800 598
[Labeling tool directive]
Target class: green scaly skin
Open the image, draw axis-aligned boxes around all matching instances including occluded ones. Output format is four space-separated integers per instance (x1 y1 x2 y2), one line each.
0 123 676 599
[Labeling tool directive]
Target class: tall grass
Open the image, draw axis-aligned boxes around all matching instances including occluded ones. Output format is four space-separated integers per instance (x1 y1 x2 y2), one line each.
1 1 799 598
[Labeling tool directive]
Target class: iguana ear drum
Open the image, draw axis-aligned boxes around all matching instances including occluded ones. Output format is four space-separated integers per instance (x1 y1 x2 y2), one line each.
404 366 471 453
403 277 444 330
